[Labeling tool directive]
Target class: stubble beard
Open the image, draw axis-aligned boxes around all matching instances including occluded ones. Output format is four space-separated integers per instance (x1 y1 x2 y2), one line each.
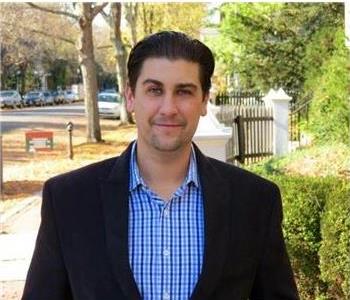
150 133 192 152
149 120 197 153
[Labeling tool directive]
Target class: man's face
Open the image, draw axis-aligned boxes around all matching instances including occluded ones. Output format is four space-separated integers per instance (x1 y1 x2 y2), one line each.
125 58 208 153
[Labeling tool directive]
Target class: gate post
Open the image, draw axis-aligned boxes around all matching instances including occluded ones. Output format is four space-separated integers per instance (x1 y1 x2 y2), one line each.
263 88 291 155
235 115 246 164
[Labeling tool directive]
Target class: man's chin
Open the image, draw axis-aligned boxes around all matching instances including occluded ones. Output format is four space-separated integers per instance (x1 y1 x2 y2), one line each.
150 137 190 153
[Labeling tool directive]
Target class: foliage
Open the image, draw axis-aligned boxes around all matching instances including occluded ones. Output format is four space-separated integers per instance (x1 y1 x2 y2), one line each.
0 3 78 91
248 150 350 299
209 3 344 92
136 3 206 40
307 28 350 145
319 180 350 299
276 175 332 299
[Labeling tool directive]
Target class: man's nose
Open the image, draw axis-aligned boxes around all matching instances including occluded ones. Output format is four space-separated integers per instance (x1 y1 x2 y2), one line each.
159 93 178 115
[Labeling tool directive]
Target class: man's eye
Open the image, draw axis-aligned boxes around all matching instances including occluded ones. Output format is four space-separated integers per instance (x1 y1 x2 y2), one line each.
177 89 192 96
147 87 162 95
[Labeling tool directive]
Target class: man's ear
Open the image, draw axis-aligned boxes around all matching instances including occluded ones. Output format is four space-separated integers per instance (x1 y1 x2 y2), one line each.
125 83 134 112
200 93 209 116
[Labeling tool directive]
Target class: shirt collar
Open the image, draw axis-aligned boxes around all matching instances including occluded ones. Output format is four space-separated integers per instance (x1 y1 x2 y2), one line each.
129 141 200 192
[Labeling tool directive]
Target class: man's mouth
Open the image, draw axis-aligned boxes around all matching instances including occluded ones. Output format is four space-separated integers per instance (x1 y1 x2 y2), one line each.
152 119 186 128
154 123 183 127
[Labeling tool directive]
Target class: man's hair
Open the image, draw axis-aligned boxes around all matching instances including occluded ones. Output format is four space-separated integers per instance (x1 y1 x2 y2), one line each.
127 31 215 94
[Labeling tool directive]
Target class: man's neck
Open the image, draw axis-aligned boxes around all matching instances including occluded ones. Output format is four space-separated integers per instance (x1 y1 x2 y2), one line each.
136 142 192 201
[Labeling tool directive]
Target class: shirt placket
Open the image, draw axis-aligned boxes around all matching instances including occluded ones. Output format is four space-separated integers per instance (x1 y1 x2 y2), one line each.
160 199 172 300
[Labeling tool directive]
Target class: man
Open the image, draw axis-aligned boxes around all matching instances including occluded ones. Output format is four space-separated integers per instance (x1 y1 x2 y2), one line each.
22 31 299 299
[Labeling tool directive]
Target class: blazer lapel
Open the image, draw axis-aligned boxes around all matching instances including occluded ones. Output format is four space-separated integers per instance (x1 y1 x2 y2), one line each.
100 143 141 300
191 145 231 300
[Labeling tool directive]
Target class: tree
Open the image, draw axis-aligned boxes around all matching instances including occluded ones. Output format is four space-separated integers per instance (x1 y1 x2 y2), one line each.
27 2 108 142
124 3 138 46
0 3 78 92
137 3 206 38
209 3 344 92
100 3 133 125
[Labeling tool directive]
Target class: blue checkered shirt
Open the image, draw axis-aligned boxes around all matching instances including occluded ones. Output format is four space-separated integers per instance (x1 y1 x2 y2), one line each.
128 142 205 300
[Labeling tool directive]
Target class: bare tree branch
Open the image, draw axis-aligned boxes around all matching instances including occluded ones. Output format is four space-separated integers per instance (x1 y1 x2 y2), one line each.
0 20 75 45
27 2 79 20
100 8 113 27
91 3 109 19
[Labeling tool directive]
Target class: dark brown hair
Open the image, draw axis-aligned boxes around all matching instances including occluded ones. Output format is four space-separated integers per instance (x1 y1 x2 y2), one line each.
127 31 215 94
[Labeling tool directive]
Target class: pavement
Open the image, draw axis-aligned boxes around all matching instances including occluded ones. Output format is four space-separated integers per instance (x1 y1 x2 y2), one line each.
0 193 42 299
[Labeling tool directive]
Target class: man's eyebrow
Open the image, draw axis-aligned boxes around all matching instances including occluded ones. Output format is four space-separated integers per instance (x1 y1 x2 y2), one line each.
176 83 198 90
142 79 163 86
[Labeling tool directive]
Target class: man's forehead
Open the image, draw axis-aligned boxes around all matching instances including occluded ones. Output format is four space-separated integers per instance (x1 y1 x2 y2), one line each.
137 57 201 85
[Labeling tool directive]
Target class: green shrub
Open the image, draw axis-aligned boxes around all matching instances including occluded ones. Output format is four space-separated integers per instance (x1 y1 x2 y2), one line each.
319 180 350 299
307 28 350 145
249 161 349 299
271 175 334 299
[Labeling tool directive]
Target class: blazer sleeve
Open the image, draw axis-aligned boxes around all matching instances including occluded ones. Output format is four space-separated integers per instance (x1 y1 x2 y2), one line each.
250 184 299 300
22 180 73 300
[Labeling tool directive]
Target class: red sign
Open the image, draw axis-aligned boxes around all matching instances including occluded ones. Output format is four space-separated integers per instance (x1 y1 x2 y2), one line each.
25 131 54 152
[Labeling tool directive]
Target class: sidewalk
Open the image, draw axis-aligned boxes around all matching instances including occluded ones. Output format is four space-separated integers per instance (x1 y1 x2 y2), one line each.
0 193 42 300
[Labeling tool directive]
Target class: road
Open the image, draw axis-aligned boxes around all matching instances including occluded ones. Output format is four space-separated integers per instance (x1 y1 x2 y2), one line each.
1 103 87 133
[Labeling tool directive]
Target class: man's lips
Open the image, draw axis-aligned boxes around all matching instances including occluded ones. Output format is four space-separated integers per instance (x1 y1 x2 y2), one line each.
154 123 183 127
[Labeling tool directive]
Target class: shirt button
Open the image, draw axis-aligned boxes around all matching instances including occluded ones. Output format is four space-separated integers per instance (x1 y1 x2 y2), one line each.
163 209 169 217
163 248 170 256
163 292 170 300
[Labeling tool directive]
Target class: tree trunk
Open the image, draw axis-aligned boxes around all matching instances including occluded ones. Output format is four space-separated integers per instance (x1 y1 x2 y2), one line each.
78 3 102 142
111 3 133 124
124 3 138 46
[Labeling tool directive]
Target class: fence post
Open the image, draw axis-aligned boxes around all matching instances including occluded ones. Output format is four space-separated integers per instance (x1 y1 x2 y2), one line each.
235 115 245 164
263 88 291 155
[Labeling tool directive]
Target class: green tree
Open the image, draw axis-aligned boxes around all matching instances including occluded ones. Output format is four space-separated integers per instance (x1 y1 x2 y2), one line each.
307 28 350 145
209 3 344 92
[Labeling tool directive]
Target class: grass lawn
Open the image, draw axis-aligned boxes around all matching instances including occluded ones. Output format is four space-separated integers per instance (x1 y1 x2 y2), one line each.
248 142 350 179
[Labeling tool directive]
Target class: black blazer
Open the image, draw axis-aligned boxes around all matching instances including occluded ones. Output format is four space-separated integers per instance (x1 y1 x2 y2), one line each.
22 143 299 300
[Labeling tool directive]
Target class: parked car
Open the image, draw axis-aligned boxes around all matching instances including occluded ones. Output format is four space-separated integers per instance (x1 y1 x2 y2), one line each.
51 90 65 104
101 88 117 94
97 92 122 119
24 91 44 106
0 90 23 108
64 90 79 103
42 91 54 105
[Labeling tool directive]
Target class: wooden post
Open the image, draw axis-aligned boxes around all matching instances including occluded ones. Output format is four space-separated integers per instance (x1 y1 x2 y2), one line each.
235 115 246 164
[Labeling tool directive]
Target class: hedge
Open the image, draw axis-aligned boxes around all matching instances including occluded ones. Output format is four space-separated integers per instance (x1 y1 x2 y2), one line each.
248 164 350 299
319 180 350 299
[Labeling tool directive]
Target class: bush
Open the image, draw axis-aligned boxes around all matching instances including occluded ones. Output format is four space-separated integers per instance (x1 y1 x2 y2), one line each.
319 180 350 299
249 161 350 299
269 175 333 299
